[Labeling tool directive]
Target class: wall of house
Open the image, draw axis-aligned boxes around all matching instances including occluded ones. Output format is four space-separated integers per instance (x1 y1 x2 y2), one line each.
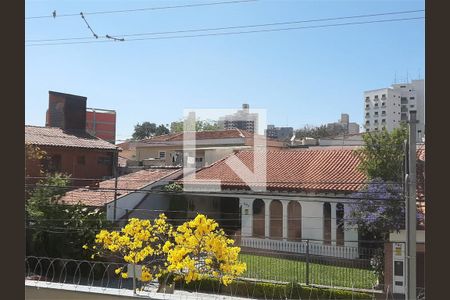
25 146 116 187
135 146 180 163
239 197 358 246
204 148 234 166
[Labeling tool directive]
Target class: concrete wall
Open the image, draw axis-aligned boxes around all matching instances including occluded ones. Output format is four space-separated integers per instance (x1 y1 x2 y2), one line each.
25 286 136 300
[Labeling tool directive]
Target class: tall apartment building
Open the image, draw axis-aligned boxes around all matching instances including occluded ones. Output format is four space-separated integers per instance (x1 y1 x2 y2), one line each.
265 125 294 141
218 104 258 133
326 113 360 135
363 79 425 140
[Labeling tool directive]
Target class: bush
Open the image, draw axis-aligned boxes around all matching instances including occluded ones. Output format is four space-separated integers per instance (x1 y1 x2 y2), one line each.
176 277 373 299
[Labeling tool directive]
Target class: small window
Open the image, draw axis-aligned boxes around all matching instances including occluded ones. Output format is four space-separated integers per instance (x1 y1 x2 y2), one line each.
410 97 415 100
374 120 378 123
374 127 379 131
159 152 166 159
77 156 85 165
195 157 203 162
400 85 406 88
410 105 415 108
374 112 379 116
375 103 379 107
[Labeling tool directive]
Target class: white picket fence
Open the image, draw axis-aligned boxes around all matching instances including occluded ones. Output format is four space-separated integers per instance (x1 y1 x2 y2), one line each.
240 237 360 259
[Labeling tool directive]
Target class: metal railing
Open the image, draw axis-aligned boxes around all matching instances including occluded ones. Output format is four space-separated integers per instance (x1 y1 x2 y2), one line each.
26 256 428 299
238 240 381 290
240 237 360 259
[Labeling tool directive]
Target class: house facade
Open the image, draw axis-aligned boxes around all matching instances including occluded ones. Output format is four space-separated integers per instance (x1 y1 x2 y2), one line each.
180 149 366 258
134 129 285 168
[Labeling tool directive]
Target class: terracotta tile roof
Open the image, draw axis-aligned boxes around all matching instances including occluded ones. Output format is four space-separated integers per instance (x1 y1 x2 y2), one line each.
59 168 181 207
182 147 426 194
140 129 254 143
182 149 367 193
25 125 118 150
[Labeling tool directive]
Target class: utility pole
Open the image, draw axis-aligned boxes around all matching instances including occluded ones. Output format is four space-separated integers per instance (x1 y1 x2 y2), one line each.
406 110 417 300
113 148 118 221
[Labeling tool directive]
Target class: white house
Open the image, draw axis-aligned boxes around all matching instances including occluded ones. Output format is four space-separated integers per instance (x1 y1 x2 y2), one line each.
181 148 366 259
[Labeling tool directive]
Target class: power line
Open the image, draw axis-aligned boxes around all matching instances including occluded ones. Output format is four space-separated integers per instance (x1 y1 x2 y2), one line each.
25 0 258 20
25 9 424 43
80 12 99 39
26 16 424 47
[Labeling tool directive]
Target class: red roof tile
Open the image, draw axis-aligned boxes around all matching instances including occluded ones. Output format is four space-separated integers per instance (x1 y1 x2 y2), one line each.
25 125 117 150
182 147 426 194
182 149 367 193
60 168 181 207
141 129 255 143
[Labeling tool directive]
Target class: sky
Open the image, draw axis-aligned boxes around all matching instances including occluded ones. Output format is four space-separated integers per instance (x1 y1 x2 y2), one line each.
25 0 425 142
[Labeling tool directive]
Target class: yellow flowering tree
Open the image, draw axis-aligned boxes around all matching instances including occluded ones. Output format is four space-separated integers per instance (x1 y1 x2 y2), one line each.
88 214 174 284
87 213 246 292
167 214 246 286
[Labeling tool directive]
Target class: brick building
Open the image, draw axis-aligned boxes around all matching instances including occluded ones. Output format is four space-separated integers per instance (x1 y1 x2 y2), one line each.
25 126 119 187
27 91 119 187
86 108 116 144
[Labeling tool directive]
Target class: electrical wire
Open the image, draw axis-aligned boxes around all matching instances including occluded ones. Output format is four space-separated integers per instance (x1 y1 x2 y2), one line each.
25 0 259 20
25 16 424 47
25 9 424 43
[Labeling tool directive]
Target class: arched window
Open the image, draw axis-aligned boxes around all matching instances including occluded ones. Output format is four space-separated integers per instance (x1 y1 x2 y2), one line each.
270 200 283 239
336 203 345 246
323 202 331 245
288 201 302 241
252 199 265 238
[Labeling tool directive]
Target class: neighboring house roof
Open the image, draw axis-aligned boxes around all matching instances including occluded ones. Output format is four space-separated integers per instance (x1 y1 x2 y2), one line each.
182 149 367 193
25 125 118 151
59 168 181 207
182 147 426 195
139 129 256 144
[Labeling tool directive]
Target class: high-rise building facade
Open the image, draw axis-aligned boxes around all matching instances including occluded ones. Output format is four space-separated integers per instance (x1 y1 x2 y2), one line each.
363 79 425 140
218 103 259 133
265 125 294 141
326 113 360 135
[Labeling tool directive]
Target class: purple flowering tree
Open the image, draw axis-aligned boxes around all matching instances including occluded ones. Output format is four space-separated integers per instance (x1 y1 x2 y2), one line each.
345 179 405 240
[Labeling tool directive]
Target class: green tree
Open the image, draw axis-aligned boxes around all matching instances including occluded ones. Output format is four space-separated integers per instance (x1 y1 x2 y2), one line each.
26 173 109 259
132 122 157 140
294 124 343 140
355 125 408 182
155 124 170 136
170 119 220 133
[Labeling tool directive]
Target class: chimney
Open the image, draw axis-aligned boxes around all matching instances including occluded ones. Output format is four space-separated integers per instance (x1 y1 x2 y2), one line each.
46 91 87 131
